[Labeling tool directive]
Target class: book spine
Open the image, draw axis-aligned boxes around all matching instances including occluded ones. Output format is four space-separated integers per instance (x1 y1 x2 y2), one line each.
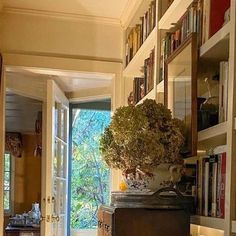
220 152 226 218
216 154 222 217
204 159 209 216
211 155 218 217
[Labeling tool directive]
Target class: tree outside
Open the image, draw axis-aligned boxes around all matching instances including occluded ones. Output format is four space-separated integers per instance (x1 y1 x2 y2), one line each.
71 108 111 230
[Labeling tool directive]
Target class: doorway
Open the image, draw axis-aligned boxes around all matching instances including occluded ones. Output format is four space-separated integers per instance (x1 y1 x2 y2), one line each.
1 65 114 236
4 90 42 235
69 100 111 236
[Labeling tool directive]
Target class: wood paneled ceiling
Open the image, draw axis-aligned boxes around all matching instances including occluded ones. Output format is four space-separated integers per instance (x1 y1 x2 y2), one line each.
6 91 42 133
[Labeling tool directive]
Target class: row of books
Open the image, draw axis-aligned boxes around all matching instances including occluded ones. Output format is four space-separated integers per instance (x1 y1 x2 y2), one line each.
196 148 226 218
161 1 201 60
201 0 230 44
132 49 155 104
125 0 156 66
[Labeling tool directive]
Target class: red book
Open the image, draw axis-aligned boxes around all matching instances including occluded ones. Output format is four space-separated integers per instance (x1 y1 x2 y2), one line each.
209 0 230 38
220 152 226 218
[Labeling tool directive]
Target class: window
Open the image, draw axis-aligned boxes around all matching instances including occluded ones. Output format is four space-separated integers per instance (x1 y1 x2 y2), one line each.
4 153 12 213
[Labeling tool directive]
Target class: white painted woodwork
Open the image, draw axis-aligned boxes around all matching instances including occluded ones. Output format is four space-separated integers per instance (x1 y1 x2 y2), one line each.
0 67 6 236
159 0 193 29
198 122 228 142
123 26 157 77
191 215 225 231
3 0 129 21
6 72 46 101
0 13 123 61
200 22 231 60
42 80 69 236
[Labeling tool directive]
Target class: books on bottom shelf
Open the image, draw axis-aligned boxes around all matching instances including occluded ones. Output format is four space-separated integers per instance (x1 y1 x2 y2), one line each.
219 61 229 123
197 146 226 219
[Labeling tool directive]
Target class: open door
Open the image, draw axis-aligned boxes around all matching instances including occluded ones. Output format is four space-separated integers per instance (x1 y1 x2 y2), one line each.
41 80 69 236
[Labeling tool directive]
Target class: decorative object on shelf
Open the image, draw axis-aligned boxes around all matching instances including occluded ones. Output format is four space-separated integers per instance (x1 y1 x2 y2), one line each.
100 99 185 192
198 78 219 130
5 132 23 158
127 91 134 106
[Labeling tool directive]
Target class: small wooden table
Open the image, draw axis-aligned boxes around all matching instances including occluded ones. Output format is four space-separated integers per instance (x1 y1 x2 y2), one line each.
5 226 40 236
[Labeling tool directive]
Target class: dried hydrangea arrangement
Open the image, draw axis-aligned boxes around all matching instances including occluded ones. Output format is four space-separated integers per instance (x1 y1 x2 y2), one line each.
100 99 185 176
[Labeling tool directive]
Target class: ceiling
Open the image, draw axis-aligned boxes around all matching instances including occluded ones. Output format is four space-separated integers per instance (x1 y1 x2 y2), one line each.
5 67 112 133
6 67 113 93
3 0 129 20
6 91 42 133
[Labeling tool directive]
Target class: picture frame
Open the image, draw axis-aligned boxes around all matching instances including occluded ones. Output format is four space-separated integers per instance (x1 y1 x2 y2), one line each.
164 34 198 157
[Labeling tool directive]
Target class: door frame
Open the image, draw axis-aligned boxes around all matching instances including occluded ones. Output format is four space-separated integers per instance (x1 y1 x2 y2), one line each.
68 99 111 236
0 54 120 234
0 60 6 235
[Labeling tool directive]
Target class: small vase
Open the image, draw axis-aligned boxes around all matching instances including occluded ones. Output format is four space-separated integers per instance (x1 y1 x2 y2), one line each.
122 164 183 192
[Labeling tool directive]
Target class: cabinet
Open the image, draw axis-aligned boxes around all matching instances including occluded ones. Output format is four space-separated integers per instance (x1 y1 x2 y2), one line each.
121 0 236 235
98 205 190 236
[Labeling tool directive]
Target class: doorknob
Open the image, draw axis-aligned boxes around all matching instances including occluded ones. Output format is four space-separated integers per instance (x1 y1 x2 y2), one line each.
51 215 60 222
40 215 51 222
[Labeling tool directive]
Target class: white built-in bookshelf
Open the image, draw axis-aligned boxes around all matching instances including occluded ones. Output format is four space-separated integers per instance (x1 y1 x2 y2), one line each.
200 21 231 60
122 0 236 235
123 26 157 77
158 0 193 29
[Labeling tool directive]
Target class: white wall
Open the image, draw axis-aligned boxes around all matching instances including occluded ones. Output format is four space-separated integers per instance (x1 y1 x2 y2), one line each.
0 12 123 61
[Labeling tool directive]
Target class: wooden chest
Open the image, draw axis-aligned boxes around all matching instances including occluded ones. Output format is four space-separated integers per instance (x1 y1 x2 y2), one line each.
97 205 190 236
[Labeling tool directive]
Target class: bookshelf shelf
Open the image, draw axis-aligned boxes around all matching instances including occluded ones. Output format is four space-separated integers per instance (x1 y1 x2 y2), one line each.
156 80 164 93
198 122 228 142
231 220 236 233
124 27 157 77
127 0 154 28
136 88 155 105
191 215 225 230
200 21 231 61
159 0 193 30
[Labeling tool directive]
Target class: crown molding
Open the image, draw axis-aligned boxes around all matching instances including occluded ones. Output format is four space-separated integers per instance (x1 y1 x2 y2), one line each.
120 0 143 28
3 7 122 26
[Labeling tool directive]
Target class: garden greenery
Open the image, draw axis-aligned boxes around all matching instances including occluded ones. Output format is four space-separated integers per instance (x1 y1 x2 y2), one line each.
100 99 185 175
